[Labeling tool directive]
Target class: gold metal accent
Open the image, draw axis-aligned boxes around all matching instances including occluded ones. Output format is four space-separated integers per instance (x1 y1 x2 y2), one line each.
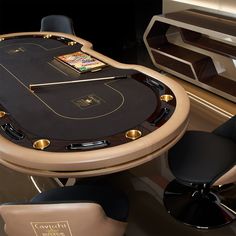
67 41 77 46
43 34 52 39
160 94 174 102
0 111 6 118
0 38 5 42
33 139 50 150
29 76 120 90
125 129 142 140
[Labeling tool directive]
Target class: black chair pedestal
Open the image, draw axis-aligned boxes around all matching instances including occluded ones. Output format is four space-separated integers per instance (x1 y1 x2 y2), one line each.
163 180 236 229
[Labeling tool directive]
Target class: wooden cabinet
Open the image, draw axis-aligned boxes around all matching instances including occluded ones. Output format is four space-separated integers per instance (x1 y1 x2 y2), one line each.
144 9 236 103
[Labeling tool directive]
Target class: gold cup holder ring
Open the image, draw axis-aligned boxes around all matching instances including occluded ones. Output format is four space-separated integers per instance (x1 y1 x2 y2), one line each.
0 111 6 118
33 139 50 150
67 41 77 46
43 34 52 39
160 94 174 103
125 129 142 140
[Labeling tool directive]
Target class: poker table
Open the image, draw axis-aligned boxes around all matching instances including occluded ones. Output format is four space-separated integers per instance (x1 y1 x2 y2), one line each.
0 32 190 177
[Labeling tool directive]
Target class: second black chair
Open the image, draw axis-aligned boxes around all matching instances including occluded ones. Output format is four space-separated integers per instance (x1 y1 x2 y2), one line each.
164 115 236 229
0 179 129 236
40 15 75 35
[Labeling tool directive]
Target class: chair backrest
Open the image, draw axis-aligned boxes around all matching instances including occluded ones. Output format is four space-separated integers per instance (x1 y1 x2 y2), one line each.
213 115 236 143
40 15 75 35
0 202 127 236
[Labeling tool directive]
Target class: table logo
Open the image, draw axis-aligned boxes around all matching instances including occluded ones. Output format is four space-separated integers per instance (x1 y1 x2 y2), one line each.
72 94 104 109
31 220 72 236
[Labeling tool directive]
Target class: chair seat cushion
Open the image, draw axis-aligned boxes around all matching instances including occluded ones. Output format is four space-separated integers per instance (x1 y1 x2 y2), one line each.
168 131 236 185
30 179 129 222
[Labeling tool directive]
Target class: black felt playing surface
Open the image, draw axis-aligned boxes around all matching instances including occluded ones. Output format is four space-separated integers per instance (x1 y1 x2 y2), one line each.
0 36 158 140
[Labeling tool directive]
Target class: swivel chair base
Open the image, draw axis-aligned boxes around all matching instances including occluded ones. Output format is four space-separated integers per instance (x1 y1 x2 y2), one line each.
163 180 236 229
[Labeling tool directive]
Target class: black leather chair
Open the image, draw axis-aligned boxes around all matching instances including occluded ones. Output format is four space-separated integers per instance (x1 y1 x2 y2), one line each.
40 15 75 35
163 115 236 229
0 180 129 236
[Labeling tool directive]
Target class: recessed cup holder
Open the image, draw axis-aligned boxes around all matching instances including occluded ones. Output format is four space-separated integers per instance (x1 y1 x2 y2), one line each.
43 34 52 39
125 129 142 140
67 41 77 46
33 139 50 150
160 94 174 102
0 111 6 118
